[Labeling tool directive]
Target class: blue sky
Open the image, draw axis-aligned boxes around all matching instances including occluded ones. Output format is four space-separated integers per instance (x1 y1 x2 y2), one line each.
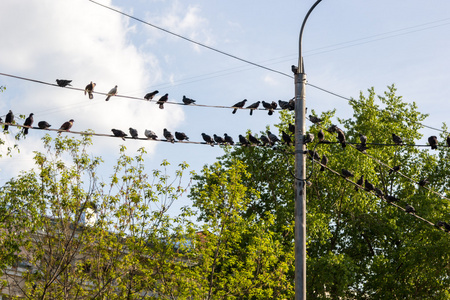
1 0 450 213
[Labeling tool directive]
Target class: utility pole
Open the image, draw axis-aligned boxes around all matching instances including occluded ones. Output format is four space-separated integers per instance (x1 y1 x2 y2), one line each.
294 1 322 299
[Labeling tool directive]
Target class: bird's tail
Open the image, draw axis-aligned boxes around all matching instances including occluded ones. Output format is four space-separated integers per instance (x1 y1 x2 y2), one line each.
159 104 164 109
341 142 346 148
250 109 253 116
89 93 94 100
320 166 325 172
23 128 29 135
4 125 9 131
105 96 110 101
268 110 273 116
232 108 237 114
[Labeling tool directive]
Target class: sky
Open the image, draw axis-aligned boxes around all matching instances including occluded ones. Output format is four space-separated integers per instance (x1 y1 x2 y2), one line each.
1 0 450 214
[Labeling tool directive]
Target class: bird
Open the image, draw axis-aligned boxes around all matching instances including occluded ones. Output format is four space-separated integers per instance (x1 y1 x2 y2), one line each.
269 101 277 115
336 129 346 148
129 127 138 139
224 133 234 145
291 65 298 74
58 119 74 135
248 133 260 145
318 130 324 142
389 165 401 175
201 133 214 146
374 188 384 199
175 131 189 141
308 115 322 124
327 125 338 133
303 133 314 144
418 178 429 187
342 169 354 178
282 131 292 146
111 129 127 141
436 221 450 232
260 135 271 146
231 99 247 114
428 136 438 150
213 134 225 145
356 175 364 191
157 94 169 109
23 113 34 135
163 128 175 143
38 121 51 129
105 85 118 101
267 131 280 144
288 123 295 135
392 133 404 145
144 129 158 140
306 150 320 161
278 100 290 110
405 204 416 213
4 110 14 131
356 143 369 153
447 135 450 147
288 99 295 110
246 101 260 116
320 154 328 171
239 134 249 146
56 79 72 87
364 179 375 192
262 101 276 115
144 90 159 100
359 134 367 146
84 82 96 99
386 195 399 202
182 95 196 105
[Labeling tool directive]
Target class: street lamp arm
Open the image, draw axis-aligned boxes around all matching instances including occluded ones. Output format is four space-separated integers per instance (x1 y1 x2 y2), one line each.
298 0 323 73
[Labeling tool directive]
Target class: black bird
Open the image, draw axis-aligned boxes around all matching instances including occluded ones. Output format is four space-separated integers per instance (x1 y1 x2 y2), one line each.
389 165 401 175
278 100 290 110
320 154 328 171
144 90 159 100
213 134 225 145
288 123 295 135
175 131 189 141
56 79 72 87
182 95 196 105
374 188 384 199
364 179 375 192
307 150 320 161
342 169 354 178
246 101 260 116
248 133 260 145
437 221 450 232
157 94 169 109
144 129 157 139
38 121 51 129
428 136 438 150
85 81 96 99
105 85 118 101
291 65 298 74
58 119 74 135
282 131 292 146
303 133 314 144
288 99 295 111
447 135 450 147
327 125 338 133
386 195 399 202
262 101 276 115
308 115 322 124
4 110 14 131
356 143 369 153
232 99 247 114
318 129 324 142
224 133 234 145
418 178 429 187
23 113 34 135
129 127 138 139
163 128 175 143
239 134 249 146
111 129 127 141
336 129 346 148
202 133 214 146
270 101 277 114
260 135 271 146
356 175 364 191
405 204 416 213
392 133 404 145
359 134 367 146
267 131 280 144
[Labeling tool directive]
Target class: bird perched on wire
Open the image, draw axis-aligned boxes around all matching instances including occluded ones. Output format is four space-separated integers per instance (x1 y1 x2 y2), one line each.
182 95 196 105
38 121 51 129
156 94 169 109
163 128 175 143
111 129 127 141
356 143 369 153
4 110 14 132
239 134 249 146
231 99 247 114
359 134 367 146
418 178 429 187
129 127 138 139
386 195 399 202
303 133 314 144
144 129 157 140
318 129 324 143
336 128 346 148
202 133 214 146
84 81 96 99
224 133 234 145
306 150 320 161
327 125 338 133
392 133 404 145
389 165 401 175
262 101 277 115
246 101 260 116
282 131 292 146
308 115 322 124
364 179 375 192
320 154 328 171
213 134 224 145
428 136 438 150
267 131 280 144
342 169 354 178
144 90 159 101
23 113 34 135
248 133 260 145
356 175 364 191
105 85 118 101
56 79 72 87
436 221 450 232
260 135 271 146
175 131 189 141
58 119 74 135
374 188 384 199
405 204 416 213
278 100 290 110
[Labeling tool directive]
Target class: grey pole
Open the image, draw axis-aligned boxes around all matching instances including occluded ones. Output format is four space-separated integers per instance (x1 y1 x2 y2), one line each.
294 1 322 299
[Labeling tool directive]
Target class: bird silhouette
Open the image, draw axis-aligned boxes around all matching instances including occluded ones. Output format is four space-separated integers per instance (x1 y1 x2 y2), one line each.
262 101 276 115
308 115 322 124
327 125 338 133
144 90 159 100
282 131 292 146
157 94 169 109
418 178 429 187
405 204 415 213
248 133 260 145
105 85 118 101
84 82 96 99
232 99 247 114
278 100 290 110
359 134 367 146
267 131 280 144
202 133 214 146
4 110 14 132
303 133 314 144
239 134 249 146
111 129 127 141
144 129 158 140
246 101 260 116
58 119 74 135
389 165 401 175
175 131 189 141
364 179 375 192
342 169 354 178
428 136 438 150
129 127 138 139
38 121 51 129
374 188 384 199
163 128 175 143
182 95 196 105
356 175 364 191
224 133 234 145
260 135 271 146
336 129 346 148
288 123 295 135
386 195 399 202
392 133 404 145
56 79 72 87
320 154 328 171
318 129 324 142
23 113 34 135
213 134 225 145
